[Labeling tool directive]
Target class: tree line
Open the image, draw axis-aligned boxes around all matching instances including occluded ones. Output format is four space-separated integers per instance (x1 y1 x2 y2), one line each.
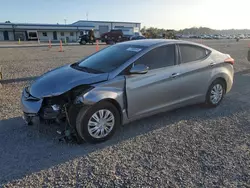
141 26 250 37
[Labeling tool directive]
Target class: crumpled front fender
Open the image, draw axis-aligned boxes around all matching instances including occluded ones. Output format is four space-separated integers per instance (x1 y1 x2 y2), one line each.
21 89 43 114
82 76 126 110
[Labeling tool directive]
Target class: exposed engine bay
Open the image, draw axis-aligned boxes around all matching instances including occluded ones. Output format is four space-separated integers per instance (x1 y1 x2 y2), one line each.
23 85 93 143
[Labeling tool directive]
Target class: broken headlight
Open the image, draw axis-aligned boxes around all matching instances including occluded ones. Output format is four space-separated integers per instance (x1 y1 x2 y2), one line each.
24 86 40 101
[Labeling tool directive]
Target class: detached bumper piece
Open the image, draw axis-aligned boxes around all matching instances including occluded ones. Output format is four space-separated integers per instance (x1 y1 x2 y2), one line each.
40 106 61 120
23 113 40 125
21 88 83 143
21 87 43 114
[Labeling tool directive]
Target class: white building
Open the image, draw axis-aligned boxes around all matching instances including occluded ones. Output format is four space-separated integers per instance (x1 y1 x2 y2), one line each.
0 20 141 42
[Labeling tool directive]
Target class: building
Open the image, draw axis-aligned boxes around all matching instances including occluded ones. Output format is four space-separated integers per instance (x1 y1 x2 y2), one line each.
0 20 141 42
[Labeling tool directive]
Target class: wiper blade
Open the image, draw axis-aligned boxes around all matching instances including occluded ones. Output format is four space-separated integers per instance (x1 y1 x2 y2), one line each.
79 66 91 73
80 66 104 73
71 63 104 73
71 63 90 73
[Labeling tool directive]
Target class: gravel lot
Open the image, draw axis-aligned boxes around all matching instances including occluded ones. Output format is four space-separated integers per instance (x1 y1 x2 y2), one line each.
1 40 250 187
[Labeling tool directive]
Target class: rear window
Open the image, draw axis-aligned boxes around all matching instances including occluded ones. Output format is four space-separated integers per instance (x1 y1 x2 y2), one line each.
78 44 145 73
179 44 209 63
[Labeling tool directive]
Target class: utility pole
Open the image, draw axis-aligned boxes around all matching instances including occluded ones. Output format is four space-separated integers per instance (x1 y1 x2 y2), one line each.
64 19 67 25
86 12 89 21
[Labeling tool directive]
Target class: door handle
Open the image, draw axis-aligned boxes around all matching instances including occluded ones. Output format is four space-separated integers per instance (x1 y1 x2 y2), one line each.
171 73 180 78
210 62 216 66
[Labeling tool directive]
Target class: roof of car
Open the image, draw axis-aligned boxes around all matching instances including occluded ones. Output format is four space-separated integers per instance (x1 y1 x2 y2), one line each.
119 39 176 46
118 39 213 50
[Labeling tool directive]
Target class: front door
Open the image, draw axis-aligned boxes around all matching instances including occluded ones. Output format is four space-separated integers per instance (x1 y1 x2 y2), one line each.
53 31 57 40
3 31 9 40
125 44 182 118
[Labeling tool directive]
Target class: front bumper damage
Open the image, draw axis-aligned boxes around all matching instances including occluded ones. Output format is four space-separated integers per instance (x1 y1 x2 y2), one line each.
21 88 43 114
21 87 67 123
21 87 83 142
21 87 43 125
22 113 40 125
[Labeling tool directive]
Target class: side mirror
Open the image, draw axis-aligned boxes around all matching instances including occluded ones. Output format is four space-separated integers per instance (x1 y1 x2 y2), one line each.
129 64 149 74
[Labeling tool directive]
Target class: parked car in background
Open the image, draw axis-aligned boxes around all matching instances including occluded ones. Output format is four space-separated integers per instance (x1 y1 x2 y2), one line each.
100 29 124 44
213 34 221 39
205 35 213 39
238 34 245 39
130 35 146 40
78 30 95 45
21 39 234 143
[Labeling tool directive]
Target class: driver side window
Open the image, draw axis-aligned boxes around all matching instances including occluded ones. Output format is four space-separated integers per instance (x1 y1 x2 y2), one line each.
119 44 176 75
135 44 175 70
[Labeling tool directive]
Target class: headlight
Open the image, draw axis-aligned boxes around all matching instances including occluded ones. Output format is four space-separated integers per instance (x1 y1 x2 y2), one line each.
24 86 40 101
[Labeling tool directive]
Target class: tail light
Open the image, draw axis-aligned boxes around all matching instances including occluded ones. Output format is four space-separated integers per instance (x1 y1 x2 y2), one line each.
224 57 234 65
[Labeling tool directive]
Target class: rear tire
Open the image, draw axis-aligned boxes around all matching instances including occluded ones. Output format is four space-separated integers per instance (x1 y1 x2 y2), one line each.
81 40 87 45
205 79 226 107
76 101 120 143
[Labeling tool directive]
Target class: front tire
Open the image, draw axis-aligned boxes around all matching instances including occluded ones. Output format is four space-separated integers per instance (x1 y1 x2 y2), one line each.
205 79 226 107
80 40 87 45
76 101 120 143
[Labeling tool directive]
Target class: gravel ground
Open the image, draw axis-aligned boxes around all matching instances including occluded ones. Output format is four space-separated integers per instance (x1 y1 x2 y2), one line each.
1 40 250 187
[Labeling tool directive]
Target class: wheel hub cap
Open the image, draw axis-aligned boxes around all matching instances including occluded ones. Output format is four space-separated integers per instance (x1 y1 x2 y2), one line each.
87 109 115 139
210 84 223 104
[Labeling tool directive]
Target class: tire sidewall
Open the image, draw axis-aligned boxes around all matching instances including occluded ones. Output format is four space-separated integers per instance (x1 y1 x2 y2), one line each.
76 102 120 143
206 80 226 107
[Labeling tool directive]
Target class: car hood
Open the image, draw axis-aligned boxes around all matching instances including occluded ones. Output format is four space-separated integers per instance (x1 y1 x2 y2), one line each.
29 64 109 98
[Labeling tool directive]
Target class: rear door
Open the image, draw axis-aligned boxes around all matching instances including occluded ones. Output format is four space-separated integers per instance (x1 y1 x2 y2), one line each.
125 44 183 118
177 44 214 103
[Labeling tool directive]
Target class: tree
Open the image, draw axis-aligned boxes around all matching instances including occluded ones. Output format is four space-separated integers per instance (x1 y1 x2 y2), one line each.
5 21 11 23
140 27 177 39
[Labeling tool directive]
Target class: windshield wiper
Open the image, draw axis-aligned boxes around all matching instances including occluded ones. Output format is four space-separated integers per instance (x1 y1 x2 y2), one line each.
79 66 91 73
71 63 104 74
80 66 105 73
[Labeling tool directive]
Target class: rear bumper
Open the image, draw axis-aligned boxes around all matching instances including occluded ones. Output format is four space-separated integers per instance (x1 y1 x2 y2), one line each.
226 76 233 93
226 67 234 93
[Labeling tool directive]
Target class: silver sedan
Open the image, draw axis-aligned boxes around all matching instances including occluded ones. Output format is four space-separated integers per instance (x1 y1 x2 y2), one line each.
21 39 234 143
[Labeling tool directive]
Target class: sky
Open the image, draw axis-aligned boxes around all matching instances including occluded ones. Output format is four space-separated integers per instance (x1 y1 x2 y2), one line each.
0 0 249 30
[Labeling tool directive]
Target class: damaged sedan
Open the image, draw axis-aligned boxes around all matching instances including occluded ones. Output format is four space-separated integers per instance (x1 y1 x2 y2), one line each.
21 39 234 143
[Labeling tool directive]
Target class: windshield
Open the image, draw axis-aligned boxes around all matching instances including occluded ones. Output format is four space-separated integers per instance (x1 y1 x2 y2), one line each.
78 44 145 73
